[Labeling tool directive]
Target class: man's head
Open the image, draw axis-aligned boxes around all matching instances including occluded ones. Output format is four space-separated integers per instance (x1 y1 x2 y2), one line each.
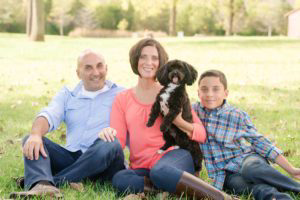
197 70 228 111
76 49 107 91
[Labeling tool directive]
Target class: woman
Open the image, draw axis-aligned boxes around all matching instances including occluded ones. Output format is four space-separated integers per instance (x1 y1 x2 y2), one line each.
99 38 233 199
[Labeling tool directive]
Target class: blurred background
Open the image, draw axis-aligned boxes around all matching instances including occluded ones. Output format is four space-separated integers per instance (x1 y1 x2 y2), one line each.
1 0 300 40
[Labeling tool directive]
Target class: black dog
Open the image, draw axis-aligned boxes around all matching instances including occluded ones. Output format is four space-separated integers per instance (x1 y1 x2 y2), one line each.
146 59 203 171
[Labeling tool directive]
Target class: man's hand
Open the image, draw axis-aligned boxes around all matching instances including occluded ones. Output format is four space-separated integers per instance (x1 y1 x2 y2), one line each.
22 134 47 160
98 127 117 142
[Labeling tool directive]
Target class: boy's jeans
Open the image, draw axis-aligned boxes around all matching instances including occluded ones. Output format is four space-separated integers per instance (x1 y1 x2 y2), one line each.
224 154 300 200
23 136 125 190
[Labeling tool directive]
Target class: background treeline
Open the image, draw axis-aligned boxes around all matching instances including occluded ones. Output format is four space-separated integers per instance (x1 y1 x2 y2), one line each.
1 0 300 36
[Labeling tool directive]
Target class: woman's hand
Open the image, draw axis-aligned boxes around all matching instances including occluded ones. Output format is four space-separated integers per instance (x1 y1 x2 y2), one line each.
98 127 117 142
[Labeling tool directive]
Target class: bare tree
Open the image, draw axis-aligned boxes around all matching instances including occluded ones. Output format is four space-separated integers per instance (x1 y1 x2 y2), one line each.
169 0 178 36
226 0 234 36
27 0 45 41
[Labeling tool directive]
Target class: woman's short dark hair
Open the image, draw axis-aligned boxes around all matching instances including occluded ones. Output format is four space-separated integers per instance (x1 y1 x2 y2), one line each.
129 38 169 76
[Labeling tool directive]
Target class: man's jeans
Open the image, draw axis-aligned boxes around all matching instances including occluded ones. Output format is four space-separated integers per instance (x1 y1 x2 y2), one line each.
23 136 125 190
224 154 300 200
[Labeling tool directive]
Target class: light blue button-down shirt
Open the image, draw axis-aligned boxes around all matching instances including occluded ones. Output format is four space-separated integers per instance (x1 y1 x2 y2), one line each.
38 80 124 153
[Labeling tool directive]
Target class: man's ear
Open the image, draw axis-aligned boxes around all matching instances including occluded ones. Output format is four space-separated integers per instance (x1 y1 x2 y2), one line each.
76 68 81 79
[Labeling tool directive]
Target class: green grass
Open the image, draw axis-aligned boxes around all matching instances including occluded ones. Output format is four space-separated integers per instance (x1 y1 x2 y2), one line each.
0 33 300 199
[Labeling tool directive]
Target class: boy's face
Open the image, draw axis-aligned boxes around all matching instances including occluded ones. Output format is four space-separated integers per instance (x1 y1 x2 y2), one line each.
198 76 228 111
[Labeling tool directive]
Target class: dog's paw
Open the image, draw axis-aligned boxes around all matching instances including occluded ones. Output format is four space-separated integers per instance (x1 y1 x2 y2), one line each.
160 124 168 132
157 149 164 154
146 121 153 127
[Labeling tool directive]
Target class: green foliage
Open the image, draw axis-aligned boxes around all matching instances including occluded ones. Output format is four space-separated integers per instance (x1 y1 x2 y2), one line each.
124 0 136 30
94 2 124 30
137 5 170 32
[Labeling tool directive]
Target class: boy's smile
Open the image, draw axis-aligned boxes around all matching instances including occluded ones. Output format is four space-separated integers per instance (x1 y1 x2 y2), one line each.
198 76 228 111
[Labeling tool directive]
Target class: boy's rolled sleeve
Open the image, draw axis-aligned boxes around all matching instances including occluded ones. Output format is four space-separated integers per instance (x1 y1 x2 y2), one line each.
242 112 283 163
266 146 283 163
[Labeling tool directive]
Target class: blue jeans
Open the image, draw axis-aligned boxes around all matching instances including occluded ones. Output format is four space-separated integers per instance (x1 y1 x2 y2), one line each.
23 136 125 190
224 154 300 200
112 149 195 194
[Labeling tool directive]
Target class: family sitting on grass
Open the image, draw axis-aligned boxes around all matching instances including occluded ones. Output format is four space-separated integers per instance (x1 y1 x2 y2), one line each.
10 38 300 200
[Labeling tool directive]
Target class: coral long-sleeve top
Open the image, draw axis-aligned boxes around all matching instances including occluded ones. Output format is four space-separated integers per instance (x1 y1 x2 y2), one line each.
110 89 206 169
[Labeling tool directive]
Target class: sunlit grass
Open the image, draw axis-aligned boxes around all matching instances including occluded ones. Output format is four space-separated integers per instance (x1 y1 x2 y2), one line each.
0 33 299 199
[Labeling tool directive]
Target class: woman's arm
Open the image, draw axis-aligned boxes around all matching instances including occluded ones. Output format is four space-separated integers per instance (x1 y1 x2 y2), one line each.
172 109 206 143
172 113 194 137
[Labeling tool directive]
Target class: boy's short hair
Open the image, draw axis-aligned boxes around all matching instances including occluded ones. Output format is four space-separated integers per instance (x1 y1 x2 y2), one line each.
198 70 227 89
129 38 169 76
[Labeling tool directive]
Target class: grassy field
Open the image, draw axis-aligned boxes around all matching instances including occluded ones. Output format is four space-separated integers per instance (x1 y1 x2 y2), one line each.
0 33 300 199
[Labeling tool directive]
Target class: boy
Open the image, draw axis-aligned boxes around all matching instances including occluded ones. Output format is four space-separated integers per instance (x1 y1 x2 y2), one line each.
192 70 300 200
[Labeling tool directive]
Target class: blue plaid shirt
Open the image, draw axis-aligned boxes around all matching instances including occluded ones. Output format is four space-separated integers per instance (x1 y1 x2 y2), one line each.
192 101 282 190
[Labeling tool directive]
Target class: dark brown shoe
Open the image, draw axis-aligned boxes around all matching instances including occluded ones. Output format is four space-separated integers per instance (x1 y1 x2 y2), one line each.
12 176 24 189
9 182 63 199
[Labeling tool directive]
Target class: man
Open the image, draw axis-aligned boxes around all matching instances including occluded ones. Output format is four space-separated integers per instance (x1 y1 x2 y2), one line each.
10 49 125 199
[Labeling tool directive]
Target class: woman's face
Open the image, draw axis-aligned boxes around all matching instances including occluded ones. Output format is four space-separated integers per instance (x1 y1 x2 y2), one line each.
137 46 159 79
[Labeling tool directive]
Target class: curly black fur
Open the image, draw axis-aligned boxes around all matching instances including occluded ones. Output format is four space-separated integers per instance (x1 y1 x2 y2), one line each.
146 59 203 171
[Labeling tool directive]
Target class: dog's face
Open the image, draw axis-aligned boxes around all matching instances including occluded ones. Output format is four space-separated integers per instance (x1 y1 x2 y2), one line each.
156 59 198 86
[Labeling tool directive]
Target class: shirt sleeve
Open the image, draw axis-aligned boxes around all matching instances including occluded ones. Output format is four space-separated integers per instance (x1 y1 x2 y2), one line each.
110 93 127 149
37 87 68 132
191 109 206 143
239 112 282 162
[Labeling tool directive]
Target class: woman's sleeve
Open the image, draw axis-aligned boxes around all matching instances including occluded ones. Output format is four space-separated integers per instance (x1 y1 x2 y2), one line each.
110 94 127 149
191 109 206 143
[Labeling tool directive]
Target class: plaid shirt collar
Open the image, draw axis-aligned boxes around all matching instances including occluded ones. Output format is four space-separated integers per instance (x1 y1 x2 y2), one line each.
199 100 231 115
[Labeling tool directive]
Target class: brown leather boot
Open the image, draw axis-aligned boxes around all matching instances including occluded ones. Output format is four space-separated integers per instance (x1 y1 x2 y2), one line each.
144 176 157 193
175 172 234 200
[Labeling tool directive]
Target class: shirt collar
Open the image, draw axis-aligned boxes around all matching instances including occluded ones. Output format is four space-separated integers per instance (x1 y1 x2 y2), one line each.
199 100 230 115
71 80 116 98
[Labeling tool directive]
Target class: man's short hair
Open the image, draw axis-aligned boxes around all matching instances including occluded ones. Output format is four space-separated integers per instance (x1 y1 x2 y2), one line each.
129 38 169 76
198 69 227 89
77 49 104 69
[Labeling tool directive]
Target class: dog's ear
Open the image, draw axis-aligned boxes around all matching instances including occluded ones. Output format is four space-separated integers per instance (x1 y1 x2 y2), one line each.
156 63 169 85
183 62 198 85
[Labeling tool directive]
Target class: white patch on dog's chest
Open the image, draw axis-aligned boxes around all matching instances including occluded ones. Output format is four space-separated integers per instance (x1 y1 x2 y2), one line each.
160 83 178 115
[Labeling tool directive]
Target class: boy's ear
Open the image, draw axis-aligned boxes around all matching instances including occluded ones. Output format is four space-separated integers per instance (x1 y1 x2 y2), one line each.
225 89 229 98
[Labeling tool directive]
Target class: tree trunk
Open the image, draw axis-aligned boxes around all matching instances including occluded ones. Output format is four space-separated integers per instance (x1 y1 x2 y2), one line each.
268 25 272 37
60 7 64 36
226 0 234 36
27 0 45 41
26 0 33 36
169 0 177 36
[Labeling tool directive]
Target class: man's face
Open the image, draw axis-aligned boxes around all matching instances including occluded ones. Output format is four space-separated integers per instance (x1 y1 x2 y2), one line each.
77 52 107 91
198 76 228 111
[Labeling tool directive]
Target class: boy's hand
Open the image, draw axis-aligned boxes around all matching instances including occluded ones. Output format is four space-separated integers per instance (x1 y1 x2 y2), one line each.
98 127 117 142
290 167 300 180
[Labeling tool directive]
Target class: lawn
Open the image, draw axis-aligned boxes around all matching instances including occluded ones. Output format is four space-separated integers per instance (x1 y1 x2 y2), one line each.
0 33 300 199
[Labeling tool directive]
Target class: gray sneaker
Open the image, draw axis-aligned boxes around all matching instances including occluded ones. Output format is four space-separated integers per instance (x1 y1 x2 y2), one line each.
9 182 63 199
